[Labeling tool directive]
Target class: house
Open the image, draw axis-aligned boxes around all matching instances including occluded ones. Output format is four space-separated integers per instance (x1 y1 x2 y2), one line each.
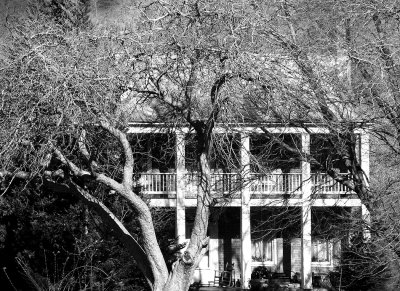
126 121 370 290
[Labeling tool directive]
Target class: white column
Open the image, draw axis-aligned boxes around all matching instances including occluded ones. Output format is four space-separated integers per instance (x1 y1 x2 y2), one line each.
176 132 186 244
276 238 284 273
240 133 252 289
360 132 370 184
209 220 219 271
360 131 371 240
301 133 312 290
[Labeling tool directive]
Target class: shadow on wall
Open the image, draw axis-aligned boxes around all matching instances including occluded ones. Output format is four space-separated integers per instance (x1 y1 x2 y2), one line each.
218 208 241 276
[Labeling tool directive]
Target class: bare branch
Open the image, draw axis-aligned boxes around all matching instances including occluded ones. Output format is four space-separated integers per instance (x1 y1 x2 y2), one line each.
98 117 134 190
45 180 154 286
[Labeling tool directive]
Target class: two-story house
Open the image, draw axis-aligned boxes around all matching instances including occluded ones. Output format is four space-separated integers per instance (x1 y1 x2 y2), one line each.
125 121 370 290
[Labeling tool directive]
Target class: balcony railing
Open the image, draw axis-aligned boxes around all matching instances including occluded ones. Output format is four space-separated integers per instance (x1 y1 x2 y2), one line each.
185 173 242 198
250 173 302 194
137 172 352 196
138 173 176 194
311 173 351 194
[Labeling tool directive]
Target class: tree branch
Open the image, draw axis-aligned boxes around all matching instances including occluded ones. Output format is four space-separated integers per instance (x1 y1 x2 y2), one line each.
98 117 134 190
45 180 154 286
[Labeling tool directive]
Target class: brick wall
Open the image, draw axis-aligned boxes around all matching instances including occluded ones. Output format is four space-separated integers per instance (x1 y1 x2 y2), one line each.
218 208 241 275
218 238 241 274
289 238 341 277
291 238 302 275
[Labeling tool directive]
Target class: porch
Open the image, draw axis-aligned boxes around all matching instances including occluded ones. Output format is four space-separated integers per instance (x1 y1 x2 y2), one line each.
180 206 350 291
137 172 352 197
193 286 330 291
127 128 369 290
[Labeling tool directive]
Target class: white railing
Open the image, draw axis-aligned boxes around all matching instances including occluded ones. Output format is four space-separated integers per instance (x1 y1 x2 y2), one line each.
185 172 242 198
138 172 350 196
138 173 176 194
211 173 242 194
311 173 350 194
250 173 302 194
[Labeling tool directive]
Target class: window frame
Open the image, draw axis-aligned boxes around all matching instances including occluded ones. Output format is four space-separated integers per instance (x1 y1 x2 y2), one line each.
251 238 277 266
311 238 333 267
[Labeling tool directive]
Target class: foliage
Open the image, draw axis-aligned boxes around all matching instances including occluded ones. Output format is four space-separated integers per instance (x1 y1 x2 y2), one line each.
0 178 154 291
251 266 271 280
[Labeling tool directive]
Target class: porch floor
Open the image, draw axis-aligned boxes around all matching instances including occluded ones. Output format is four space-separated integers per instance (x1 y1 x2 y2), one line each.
196 287 329 291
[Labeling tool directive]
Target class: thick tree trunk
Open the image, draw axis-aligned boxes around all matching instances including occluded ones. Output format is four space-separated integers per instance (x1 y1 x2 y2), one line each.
158 150 212 291
161 261 196 291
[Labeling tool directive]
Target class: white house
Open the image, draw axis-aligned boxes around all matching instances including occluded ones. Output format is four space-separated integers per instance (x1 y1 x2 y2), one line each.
126 121 370 290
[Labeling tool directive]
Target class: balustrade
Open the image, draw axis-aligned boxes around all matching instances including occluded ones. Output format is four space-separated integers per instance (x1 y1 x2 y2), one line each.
249 173 302 194
138 173 176 194
137 172 351 196
311 173 350 194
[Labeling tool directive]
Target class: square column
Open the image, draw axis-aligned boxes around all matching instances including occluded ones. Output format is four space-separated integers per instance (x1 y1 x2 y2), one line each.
176 132 186 244
360 132 371 240
240 133 252 289
360 132 370 184
301 133 312 290
209 220 219 271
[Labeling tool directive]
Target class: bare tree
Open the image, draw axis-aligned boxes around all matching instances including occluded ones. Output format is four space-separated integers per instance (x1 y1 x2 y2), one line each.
5 0 400 290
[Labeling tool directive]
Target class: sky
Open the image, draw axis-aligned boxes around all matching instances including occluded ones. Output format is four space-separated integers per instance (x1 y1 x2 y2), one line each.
0 0 27 43
0 0 139 38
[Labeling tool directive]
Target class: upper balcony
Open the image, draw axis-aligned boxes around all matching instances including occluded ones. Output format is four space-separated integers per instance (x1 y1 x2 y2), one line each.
137 171 354 199
127 125 367 205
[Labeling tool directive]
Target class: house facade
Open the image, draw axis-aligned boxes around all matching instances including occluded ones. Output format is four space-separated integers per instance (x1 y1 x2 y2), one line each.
127 122 370 290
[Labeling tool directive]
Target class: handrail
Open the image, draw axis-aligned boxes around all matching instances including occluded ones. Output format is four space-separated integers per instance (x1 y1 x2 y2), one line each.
138 173 176 194
250 173 302 194
185 172 242 198
311 173 350 194
137 172 351 196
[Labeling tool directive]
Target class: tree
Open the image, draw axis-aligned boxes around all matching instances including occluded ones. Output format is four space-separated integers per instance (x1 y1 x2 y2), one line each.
135 0 400 288
226 0 400 288
4 0 400 290
1 1 257 290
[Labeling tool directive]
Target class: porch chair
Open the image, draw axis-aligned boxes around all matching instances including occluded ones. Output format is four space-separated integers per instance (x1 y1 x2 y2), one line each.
211 263 235 287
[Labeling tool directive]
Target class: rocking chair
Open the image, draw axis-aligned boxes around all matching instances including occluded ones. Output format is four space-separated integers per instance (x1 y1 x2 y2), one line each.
212 263 235 287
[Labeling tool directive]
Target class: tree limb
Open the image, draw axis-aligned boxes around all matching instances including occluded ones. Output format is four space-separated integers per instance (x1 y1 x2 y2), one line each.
45 180 154 286
98 117 134 190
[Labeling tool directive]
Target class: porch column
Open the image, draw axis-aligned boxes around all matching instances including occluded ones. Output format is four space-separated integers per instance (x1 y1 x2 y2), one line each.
301 133 312 290
176 132 186 244
209 220 219 271
360 131 371 240
240 133 252 289
360 131 370 183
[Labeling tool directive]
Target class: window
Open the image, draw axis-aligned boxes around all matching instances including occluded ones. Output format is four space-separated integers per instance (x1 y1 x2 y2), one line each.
252 238 273 262
312 239 330 262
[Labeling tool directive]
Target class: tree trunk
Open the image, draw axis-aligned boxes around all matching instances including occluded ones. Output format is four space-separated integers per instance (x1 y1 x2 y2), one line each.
161 261 196 291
